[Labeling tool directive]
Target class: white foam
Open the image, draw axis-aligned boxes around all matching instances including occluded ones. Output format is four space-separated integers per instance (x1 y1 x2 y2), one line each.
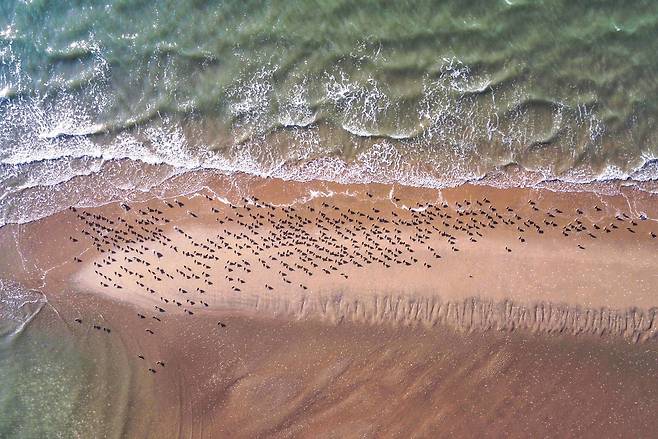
277 81 317 128
1 53 657 228
0 24 17 40
38 122 107 140
0 86 13 99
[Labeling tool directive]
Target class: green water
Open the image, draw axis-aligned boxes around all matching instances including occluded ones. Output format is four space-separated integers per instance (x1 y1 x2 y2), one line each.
1 0 657 196
0 283 132 438
0 327 95 438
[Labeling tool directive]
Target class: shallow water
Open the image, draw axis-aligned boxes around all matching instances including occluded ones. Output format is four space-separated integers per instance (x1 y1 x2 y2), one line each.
0 281 133 438
1 0 658 225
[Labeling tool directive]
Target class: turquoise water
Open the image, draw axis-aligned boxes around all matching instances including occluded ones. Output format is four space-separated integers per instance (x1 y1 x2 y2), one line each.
0 1 657 221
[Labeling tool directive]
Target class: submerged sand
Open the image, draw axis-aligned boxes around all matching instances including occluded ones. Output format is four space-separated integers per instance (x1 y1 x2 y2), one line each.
1 173 657 437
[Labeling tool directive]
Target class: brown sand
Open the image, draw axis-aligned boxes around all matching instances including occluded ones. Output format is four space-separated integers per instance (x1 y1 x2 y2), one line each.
1 173 657 437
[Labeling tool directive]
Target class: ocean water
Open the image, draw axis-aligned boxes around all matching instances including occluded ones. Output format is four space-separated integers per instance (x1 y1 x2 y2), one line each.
0 0 657 226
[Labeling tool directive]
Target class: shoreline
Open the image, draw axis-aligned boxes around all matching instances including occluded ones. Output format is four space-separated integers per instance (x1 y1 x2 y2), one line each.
2 158 658 229
2 171 658 436
2 172 656 337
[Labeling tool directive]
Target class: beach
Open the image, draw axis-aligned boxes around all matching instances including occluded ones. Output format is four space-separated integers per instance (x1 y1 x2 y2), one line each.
2 1 658 434
1 173 657 437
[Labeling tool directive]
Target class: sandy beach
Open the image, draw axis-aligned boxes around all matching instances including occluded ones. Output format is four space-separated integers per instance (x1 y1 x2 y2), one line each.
5 174 658 314
0 173 657 437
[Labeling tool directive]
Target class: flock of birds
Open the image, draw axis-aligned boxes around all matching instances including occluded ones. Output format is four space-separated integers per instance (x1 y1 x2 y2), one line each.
67 191 655 375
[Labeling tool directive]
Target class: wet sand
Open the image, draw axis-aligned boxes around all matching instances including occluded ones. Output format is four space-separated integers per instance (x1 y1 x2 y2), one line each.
1 173 657 437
